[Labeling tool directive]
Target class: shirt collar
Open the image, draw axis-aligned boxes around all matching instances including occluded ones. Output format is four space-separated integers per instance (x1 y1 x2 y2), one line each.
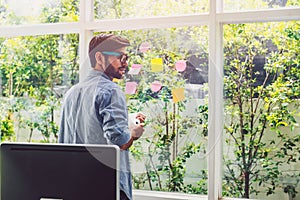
88 69 111 81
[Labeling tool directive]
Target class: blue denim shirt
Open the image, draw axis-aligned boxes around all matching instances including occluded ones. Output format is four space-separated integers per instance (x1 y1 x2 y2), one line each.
58 69 132 200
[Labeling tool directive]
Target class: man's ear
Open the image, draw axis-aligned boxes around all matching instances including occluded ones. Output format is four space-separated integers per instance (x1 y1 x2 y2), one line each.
95 52 104 65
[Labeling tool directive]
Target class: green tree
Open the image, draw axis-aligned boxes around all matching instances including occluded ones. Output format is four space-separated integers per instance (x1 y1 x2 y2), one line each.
223 22 299 198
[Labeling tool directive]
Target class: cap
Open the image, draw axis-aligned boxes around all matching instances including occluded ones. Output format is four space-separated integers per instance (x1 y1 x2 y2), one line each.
89 34 130 53
88 34 130 68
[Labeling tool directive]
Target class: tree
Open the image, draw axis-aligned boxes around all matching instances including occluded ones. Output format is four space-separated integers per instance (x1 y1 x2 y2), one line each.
223 22 299 198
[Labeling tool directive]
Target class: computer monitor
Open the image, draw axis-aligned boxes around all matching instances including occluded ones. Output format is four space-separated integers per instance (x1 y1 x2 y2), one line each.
1 142 120 200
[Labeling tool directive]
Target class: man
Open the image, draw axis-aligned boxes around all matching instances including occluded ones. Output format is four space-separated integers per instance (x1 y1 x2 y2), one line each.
59 34 145 200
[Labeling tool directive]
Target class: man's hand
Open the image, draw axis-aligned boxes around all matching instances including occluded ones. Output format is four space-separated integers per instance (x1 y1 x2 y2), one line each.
121 113 146 150
120 125 145 150
136 112 146 124
131 124 145 140
132 112 146 140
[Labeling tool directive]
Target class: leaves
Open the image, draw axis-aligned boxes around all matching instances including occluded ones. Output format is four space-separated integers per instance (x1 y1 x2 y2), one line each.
223 21 300 198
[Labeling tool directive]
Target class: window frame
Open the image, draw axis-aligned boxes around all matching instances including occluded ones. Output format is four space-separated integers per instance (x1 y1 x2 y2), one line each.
0 0 299 199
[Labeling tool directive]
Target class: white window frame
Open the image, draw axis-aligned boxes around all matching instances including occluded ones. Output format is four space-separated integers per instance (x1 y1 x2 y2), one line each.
0 0 299 199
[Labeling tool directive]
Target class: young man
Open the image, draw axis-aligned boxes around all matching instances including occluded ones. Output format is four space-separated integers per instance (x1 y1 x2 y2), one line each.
59 34 145 200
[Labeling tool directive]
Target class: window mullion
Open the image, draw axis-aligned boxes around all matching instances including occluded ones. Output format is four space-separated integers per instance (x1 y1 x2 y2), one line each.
208 0 224 199
79 0 94 81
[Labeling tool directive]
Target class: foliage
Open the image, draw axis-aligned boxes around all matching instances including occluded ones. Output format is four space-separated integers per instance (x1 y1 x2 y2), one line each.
0 0 79 143
0 97 24 142
223 22 300 198
94 0 208 19
0 115 15 141
0 0 23 25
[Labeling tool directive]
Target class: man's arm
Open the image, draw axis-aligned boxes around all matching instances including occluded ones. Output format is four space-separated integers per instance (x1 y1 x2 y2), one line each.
120 136 134 150
120 123 144 150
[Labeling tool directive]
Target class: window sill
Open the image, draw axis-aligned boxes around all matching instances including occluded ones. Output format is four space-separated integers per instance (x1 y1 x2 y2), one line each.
133 190 257 200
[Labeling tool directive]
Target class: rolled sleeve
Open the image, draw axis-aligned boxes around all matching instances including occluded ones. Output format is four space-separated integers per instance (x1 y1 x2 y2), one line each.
99 88 131 147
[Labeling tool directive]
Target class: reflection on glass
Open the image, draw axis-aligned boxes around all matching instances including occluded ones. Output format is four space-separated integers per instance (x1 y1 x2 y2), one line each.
223 21 300 199
94 0 209 19
224 0 300 12
0 0 79 26
100 27 209 194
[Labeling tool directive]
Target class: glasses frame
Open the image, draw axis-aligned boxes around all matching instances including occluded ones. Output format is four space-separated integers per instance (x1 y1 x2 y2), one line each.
101 51 129 64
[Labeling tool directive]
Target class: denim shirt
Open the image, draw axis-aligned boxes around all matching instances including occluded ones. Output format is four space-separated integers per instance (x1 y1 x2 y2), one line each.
58 70 132 200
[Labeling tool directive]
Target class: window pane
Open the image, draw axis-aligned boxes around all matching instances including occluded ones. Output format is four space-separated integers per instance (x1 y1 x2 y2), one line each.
97 27 209 194
0 33 79 142
94 0 208 20
223 21 300 199
0 0 79 26
224 0 300 12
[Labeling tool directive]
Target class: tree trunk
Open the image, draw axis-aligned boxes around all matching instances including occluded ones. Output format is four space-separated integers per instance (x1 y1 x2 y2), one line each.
244 171 250 198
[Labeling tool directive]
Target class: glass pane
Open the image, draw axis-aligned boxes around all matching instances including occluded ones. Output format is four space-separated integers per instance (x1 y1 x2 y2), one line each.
223 21 300 199
0 33 79 142
224 0 300 12
94 0 209 20
0 0 79 26
95 27 209 194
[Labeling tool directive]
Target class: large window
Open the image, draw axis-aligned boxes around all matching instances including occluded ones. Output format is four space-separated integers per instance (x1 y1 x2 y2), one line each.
0 0 299 199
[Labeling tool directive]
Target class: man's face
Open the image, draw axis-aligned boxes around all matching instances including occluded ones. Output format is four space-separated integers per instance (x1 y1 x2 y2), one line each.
103 47 128 80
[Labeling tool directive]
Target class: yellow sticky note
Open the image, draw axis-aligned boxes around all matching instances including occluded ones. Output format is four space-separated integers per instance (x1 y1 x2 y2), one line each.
151 58 163 72
112 78 120 83
172 88 185 103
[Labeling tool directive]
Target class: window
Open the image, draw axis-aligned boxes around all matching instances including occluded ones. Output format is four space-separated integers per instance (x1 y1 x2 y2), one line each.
0 0 299 199
0 33 79 142
94 0 209 20
223 21 300 199
0 0 79 26
102 27 209 194
224 0 300 11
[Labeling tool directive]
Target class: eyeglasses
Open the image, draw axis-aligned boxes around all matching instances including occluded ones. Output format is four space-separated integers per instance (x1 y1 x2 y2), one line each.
101 51 129 64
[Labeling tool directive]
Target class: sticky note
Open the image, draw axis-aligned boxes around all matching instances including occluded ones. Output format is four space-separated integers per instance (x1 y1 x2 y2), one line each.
172 88 185 103
139 42 151 53
125 82 138 94
128 64 142 75
175 60 187 72
112 78 120 83
151 58 163 72
150 81 162 92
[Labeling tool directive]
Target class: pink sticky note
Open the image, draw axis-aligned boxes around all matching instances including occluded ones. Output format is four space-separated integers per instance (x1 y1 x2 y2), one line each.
128 64 142 75
151 81 162 92
139 42 151 53
125 82 138 94
175 60 187 72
